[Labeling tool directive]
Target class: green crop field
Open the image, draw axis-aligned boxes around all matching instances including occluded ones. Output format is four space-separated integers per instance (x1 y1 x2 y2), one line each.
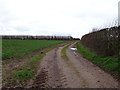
2 40 68 60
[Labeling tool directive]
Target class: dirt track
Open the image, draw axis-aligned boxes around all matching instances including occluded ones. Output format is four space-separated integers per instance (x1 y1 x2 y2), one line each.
27 42 119 88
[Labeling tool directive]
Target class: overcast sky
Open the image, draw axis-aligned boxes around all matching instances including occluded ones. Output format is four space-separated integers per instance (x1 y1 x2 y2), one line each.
0 0 119 38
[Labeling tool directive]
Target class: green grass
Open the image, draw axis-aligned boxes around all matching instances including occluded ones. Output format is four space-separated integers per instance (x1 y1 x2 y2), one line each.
14 69 34 79
76 42 119 75
2 40 68 60
61 44 70 60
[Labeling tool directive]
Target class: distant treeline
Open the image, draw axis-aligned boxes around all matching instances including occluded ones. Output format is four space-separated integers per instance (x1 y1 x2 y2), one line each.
1 35 77 40
81 26 119 57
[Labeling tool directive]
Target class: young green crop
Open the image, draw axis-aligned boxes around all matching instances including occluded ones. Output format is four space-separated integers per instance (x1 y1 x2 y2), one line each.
2 40 68 60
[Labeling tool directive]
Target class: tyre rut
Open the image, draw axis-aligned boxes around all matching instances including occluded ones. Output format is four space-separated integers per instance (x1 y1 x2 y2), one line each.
27 46 68 88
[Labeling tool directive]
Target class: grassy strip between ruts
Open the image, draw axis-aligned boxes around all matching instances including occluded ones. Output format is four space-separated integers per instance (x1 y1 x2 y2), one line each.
4 42 69 87
76 42 120 76
61 44 71 60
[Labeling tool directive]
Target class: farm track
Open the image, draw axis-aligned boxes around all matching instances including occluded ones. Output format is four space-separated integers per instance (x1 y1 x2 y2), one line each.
26 42 119 88
2 41 119 88
27 46 68 88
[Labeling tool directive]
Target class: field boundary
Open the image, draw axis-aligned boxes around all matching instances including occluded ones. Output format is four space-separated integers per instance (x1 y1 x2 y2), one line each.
2 42 70 88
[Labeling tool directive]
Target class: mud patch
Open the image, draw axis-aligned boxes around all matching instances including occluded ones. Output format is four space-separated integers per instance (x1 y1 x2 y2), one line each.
31 68 50 88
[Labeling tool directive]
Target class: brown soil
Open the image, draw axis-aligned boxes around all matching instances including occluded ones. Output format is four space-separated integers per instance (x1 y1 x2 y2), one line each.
26 42 119 88
27 47 68 88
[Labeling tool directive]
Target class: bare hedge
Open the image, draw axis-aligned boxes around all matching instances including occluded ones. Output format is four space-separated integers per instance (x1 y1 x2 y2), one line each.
81 26 119 57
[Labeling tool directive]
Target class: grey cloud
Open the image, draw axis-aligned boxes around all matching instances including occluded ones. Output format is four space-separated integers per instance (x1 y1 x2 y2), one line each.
0 0 119 38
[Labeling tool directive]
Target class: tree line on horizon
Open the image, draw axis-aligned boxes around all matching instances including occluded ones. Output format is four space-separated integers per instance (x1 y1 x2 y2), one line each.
1 35 80 40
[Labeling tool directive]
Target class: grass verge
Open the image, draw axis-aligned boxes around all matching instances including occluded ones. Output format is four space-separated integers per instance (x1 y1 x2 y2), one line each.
13 52 45 80
14 70 34 80
14 44 64 81
76 42 120 76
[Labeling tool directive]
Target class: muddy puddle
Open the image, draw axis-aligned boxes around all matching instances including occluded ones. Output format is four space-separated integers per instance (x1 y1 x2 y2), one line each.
70 48 77 50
